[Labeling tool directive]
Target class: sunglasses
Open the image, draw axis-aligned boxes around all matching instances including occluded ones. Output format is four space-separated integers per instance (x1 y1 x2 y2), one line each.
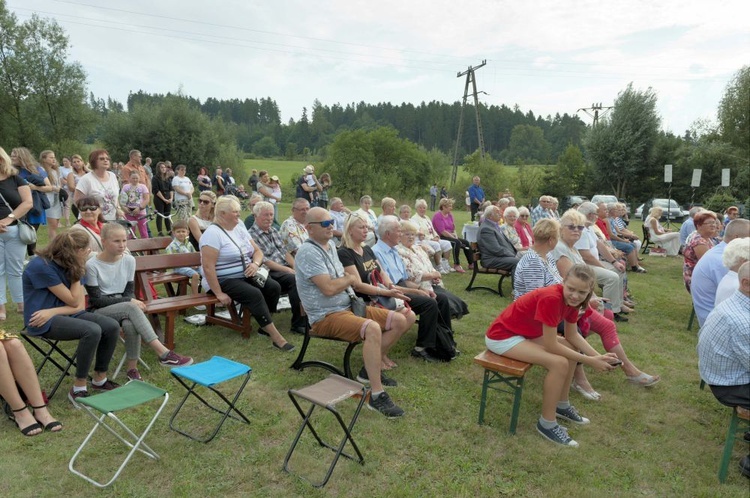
309 219 335 228
199 199 213 205
79 206 99 212
564 224 585 231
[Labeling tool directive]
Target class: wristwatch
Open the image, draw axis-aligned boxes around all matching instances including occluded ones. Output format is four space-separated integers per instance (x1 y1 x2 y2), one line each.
7 213 15 219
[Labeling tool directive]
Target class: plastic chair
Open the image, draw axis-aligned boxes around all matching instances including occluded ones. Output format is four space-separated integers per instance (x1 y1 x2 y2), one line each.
283 374 367 487
169 356 252 442
718 406 750 483
69 381 169 488
21 333 78 400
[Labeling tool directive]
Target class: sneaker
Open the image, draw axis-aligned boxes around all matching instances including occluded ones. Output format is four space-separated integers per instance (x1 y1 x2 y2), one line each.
68 388 89 409
367 391 404 418
631 266 647 273
357 366 398 387
91 379 120 392
556 405 590 425
536 421 579 447
194 305 206 311
126 368 143 381
160 350 194 367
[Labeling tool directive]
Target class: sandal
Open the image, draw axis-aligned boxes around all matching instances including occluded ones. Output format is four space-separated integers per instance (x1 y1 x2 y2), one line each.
626 372 661 387
31 404 63 432
571 380 601 401
12 406 42 437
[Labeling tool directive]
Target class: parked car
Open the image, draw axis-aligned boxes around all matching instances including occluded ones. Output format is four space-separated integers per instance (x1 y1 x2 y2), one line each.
591 194 630 214
634 204 644 220
643 198 689 222
560 195 589 212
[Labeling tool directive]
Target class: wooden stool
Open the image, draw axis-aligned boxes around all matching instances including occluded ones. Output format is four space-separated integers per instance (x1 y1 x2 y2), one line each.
719 406 750 483
474 350 532 434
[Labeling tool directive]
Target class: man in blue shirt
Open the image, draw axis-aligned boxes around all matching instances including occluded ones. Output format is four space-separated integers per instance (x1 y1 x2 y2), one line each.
697 261 750 479
468 176 485 222
373 216 456 362
679 206 702 248
691 219 750 327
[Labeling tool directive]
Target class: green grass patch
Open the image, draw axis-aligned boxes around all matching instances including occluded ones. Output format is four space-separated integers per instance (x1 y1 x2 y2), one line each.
2 213 749 496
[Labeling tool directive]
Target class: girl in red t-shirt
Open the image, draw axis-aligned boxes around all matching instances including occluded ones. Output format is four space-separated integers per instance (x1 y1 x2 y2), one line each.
485 264 620 447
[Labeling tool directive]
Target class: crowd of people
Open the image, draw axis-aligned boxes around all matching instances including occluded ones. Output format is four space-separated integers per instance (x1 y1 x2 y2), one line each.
1 149 747 477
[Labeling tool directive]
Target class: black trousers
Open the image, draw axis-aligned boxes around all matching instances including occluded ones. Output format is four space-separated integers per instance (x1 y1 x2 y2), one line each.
218 276 280 328
710 383 750 409
440 235 474 266
404 288 452 349
153 197 172 234
268 270 306 330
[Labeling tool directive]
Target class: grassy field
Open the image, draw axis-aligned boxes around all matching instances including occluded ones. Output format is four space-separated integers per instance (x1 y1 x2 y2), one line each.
1 207 748 497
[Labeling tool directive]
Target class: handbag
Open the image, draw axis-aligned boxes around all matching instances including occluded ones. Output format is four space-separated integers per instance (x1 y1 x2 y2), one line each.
58 187 69 204
368 268 405 311
0 192 37 245
17 220 37 245
213 223 267 287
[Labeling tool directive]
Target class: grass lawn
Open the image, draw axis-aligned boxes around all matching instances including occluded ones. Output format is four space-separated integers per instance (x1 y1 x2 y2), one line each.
1 206 748 497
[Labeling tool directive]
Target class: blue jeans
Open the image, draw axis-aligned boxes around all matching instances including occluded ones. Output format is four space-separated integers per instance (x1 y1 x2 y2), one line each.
43 312 120 380
0 224 26 305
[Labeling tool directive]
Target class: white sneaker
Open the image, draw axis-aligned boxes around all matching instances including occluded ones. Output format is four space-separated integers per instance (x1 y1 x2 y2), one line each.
194 305 206 311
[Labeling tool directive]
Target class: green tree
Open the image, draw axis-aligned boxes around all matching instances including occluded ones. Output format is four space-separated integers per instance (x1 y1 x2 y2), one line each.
0 1 93 150
542 144 591 199
461 149 507 200
504 124 550 164
584 83 660 198
717 66 750 160
251 136 280 157
101 94 240 173
325 127 431 200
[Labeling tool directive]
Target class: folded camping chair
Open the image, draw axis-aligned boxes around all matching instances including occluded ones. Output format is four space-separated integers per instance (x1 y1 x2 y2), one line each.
169 356 252 442
21 333 78 400
283 374 367 487
68 381 169 488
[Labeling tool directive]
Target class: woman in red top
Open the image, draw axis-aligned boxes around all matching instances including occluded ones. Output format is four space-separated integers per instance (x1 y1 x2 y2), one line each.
485 264 619 447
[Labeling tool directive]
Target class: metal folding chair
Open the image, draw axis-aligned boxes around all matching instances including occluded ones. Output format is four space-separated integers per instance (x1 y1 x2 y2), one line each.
69 381 169 488
169 356 252 443
283 374 367 487
21 333 78 400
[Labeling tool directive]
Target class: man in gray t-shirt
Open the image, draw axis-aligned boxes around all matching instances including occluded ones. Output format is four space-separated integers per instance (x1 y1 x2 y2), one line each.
294 207 406 418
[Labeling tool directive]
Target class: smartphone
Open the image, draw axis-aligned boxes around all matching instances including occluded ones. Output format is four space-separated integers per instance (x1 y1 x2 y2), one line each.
610 360 623 367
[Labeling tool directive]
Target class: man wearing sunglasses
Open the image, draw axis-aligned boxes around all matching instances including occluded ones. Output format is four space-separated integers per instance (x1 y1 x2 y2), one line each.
295 208 407 418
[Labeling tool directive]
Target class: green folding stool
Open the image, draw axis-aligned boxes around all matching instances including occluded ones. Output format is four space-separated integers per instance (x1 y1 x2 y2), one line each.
68 381 169 488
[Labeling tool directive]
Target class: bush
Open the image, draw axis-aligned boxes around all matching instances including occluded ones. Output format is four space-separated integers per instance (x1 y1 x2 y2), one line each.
703 191 739 214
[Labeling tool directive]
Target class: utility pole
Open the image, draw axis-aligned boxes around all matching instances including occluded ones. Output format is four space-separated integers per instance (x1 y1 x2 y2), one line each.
451 60 487 187
577 102 613 126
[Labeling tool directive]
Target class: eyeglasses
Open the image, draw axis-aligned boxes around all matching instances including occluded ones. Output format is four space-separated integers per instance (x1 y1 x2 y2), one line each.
564 224 585 231
199 199 212 205
79 206 99 212
309 219 335 228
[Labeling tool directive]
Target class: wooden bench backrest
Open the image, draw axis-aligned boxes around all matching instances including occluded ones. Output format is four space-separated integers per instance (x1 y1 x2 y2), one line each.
134 252 202 302
127 236 173 255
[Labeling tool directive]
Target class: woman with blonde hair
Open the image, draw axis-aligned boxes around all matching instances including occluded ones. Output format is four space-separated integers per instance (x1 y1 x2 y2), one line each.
66 154 88 219
338 213 415 370
11 147 52 256
644 206 680 256
0 147 34 319
200 196 295 352
189 190 216 250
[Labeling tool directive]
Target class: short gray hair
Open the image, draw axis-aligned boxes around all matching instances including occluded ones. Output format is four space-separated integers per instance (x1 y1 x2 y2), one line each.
518 206 530 216
415 198 428 209
722 237 750 270
503 206 519 218
377 215 401 239
483 205 499 219
253 201 274 216
578 202 598 217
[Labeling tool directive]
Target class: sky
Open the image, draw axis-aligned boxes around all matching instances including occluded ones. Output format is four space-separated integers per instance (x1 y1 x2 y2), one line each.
11 0 750 135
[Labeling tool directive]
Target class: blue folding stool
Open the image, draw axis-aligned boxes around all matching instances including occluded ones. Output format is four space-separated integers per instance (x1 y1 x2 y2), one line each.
169 356 252 442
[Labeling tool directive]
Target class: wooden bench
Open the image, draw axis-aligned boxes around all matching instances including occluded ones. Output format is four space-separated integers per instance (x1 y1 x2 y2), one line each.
134 252 253 350
127 236 173 255
473 350 532 434
719 406 750 482
465 245 512 297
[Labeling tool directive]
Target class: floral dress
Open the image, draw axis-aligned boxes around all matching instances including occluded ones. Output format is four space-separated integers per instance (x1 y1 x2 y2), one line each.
396 244 443 290
683 234 715 292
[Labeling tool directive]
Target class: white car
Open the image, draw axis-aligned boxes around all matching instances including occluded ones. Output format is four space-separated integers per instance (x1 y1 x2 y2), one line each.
635 204 644 219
